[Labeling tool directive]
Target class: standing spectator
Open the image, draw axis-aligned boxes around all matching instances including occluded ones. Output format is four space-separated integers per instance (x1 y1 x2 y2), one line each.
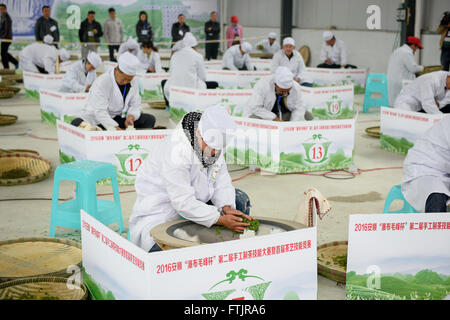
136 11 153 43
171 13 190 45
226 15 242 48
34 5 59 47
0 3 18 69
104 7 123 62
79 11 103 59
204 11 220 60
437 11 450 71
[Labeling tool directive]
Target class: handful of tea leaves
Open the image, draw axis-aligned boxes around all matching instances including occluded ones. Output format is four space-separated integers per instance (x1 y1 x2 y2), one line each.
243 217 259 232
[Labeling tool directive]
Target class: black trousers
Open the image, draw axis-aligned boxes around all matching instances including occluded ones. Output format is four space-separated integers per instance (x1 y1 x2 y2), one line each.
441 47 450 72
425 193 449 213
205 42 219 60
418 104 450 114
161 80 219 108
317 63 357 69
71 114 156 130
1 42 18 69
108 45 120 62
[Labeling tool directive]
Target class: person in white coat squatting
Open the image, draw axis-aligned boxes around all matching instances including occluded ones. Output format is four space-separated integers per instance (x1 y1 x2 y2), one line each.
117 37 139 58
270 37 312 86
394 71 450 114
387 36 425 106
402 114 450 212
60 51 102 93
71 51 156 130
317 31 356 69
244 66 312 121
129 105 254 252
19 34 70 74
256 32 280 56
222 41 254 71
136 40 163 73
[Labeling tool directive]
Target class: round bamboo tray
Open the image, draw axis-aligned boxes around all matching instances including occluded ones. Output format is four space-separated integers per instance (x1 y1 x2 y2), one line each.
0 80 17 87
0 114 18 126
299 45 311 67
148 101 167 109
0 90 15 99
0 238 82 284
417 65 443 77
0 153 52 186
0 277 88 300
0 86 20 94
0 69 16 75
317 241 348 283
365 126 380 138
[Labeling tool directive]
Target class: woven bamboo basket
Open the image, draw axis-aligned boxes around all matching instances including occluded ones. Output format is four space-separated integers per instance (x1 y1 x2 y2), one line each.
0 69 15 75
0 86 20 94
0 238 82 284
2 74 23 82
365 126 380 138
0 148 39 155
0 153 51 186
299 45 311 67
317 241 348 283
417 65 443 77
249 52 273 59
148 101 167 109
0 277 88 300
0 80 17 87
0 114 17 126
0 90 15 99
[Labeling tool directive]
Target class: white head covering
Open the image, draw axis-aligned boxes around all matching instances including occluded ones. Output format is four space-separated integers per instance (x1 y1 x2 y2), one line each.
87 51 101 68
183 32 198 48
268 32 277 39
43 34 54 45
118 51 140 76
323 31 334 41
274 66 294 89
282 37 295 47
59 49 70 61
240 41 252 53
125 38 139 51
198 105 238 150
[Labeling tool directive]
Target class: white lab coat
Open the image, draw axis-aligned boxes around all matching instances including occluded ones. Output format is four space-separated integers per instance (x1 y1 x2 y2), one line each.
394 71 449 114
129 125 236 252
243 76 306 121
256 39 280 54
270 50 311 83
136 49 163 73
402 115 450 212
319 38 347 66
60 60 97 93
164 46 206 101
18 43 58 74
81 68 142 128
222 45 253 70
117 43 139 58
387 44 424 106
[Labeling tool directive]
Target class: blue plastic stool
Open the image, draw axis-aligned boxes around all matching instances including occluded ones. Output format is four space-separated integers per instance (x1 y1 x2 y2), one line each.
49 160 125 237
383 184 418 214
363 73 389 113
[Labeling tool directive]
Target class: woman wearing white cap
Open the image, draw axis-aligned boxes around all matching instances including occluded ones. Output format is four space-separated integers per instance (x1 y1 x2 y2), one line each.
71 51 156 130
318 31 356 69
60 51 102 93
117 37 139 59
256 32 280 56
222 41 254 70
136 40 163 73
244 66 309 121
129 105 254 252
271 37 311 86
18 35 70 74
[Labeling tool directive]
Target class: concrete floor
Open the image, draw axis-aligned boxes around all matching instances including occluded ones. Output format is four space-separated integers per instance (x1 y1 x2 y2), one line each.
0 85 407 299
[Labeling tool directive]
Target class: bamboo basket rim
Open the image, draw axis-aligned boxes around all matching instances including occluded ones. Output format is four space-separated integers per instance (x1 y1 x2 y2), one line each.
0 114 18 125
148 101 167 109
0 153 52 186
365 126 381 138
0 148 39 155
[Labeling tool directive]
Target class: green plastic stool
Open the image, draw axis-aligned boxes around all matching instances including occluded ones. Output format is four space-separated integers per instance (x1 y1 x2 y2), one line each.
363 73 389 113
49 160 124 237
383 184 418 214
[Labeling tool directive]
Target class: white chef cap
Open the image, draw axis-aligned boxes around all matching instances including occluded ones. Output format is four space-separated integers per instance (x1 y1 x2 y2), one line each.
118 51 140 76
323 31 334 41
43 34 54 44
87 51 101 68
268 32 277 39
183 32 198 48
282 37 295 47
240 41 252 53
274 66 294 89
198 105 238 150
125 37 139 51
59 49 70 61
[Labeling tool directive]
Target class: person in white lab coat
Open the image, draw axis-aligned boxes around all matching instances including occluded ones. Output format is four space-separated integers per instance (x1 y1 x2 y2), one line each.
394 71 450 114
270 37 312 86
402 114 450 212
387 36 425 106
129 105 253 252
117 37 139 58
244 66 310 121
222 41 254 70
71 51 155 130
317 31 356 69
136 40 163 73
256 32 280 55
60 51 102 93
18 35 70 74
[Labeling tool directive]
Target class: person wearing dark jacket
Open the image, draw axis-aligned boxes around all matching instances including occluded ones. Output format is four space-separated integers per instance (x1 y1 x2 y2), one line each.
204 11 220 60
34 5 59 47
136 11 153 43
0 4 17 69
79 11 103 59
171 14 190 46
